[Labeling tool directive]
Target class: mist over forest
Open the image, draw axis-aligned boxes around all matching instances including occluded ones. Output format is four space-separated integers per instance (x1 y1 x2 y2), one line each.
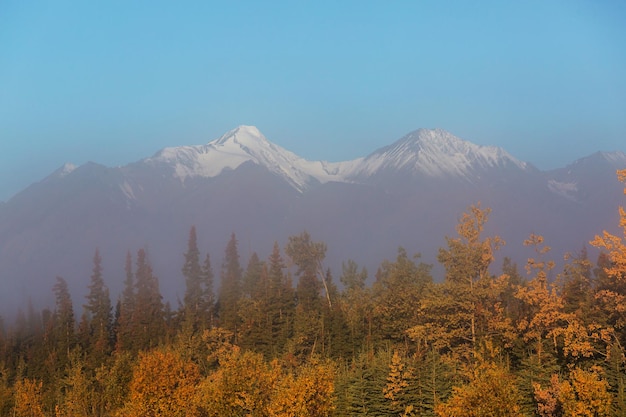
1 169 625 416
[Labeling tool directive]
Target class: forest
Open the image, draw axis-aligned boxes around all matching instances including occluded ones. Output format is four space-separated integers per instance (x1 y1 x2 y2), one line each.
0 170 625 417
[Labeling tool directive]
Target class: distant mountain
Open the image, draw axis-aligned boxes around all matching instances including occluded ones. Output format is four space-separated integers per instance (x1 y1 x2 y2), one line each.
141 125 351 192
0 126 624 315
546 151 626 201
347 128 531 181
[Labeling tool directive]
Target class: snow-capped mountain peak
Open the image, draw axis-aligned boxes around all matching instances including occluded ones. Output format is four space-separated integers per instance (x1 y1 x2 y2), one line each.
145 125 349 192
46 162 77 180
598 150 626 165
58 162 77 177
348 128 528 180
144 126 535 191
213 125 267 146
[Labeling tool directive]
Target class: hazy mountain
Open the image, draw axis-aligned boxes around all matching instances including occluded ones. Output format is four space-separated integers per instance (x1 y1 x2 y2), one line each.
140 125 353 192
0 126 624 315
347 128 532 182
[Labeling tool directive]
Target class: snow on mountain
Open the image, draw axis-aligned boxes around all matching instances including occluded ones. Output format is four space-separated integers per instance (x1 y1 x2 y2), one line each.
547 179 578 200
544 150 626 201
347 128 529 180
599 150 626 165
144 126 534 192
145 125 351 192
47 162 77 180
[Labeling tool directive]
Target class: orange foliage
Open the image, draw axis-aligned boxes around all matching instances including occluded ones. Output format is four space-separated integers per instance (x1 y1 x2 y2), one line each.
119 348 200 417
268 358 335 417
436 360 524 417
590 169 626 330
195 345 279 417
534 368 612 417
591 169 626 276
13 378 46 417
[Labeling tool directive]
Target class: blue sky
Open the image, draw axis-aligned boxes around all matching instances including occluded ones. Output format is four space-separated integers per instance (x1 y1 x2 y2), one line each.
1 1 625 201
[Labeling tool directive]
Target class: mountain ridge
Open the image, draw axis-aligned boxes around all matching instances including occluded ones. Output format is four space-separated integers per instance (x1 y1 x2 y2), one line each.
30 125 625 198
41 125 618 197
346 128 532 183
1 125 624 316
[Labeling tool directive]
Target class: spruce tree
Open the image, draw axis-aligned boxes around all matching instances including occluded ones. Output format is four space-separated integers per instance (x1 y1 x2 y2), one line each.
83 248 113 367
133 248 164 350
242 252 263 299
239 260 271 355
115 251 135 352
52 276 75 372
217 233 242 337
339 260 370 358
267 241 294 357
182 226 203 331
201 253 215 329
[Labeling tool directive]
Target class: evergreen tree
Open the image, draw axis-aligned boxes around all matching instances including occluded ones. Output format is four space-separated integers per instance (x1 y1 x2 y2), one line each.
267 241 294 357
0 362 11 416
83 248 113 368
201 252 216 328
415 349 454 416
335 349 406 416
55 349 94 417
133 248 165 350
115 251 135 352
238 262 271 355
181 226 204 332
217 233 243 337
383 350 417 416
500 256 526 327
52 276 75 368
242 252 264 299
339 260 371 358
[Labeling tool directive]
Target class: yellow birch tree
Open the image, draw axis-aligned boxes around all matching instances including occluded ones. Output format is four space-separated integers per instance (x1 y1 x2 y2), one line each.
590 169 626 336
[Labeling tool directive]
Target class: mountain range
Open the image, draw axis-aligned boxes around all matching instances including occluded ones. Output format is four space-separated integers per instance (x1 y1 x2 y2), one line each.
1 126 625 315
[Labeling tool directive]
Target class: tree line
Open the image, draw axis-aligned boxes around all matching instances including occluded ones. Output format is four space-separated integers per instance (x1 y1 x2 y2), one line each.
0 170 625 416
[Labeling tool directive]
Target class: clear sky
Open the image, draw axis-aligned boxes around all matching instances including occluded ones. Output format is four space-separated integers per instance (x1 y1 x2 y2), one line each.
1 1 625 201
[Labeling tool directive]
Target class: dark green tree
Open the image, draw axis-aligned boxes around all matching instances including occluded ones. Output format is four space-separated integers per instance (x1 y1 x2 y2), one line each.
48 276 76 387
201 253 216 329
267 241 294 357
115 251 135 353
239 260 271 355
242 252 264 299
133 248 165 350
181 226 205 332
83 249 113 368
217 233 243 338
339 260 371 357
320 268 351 359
